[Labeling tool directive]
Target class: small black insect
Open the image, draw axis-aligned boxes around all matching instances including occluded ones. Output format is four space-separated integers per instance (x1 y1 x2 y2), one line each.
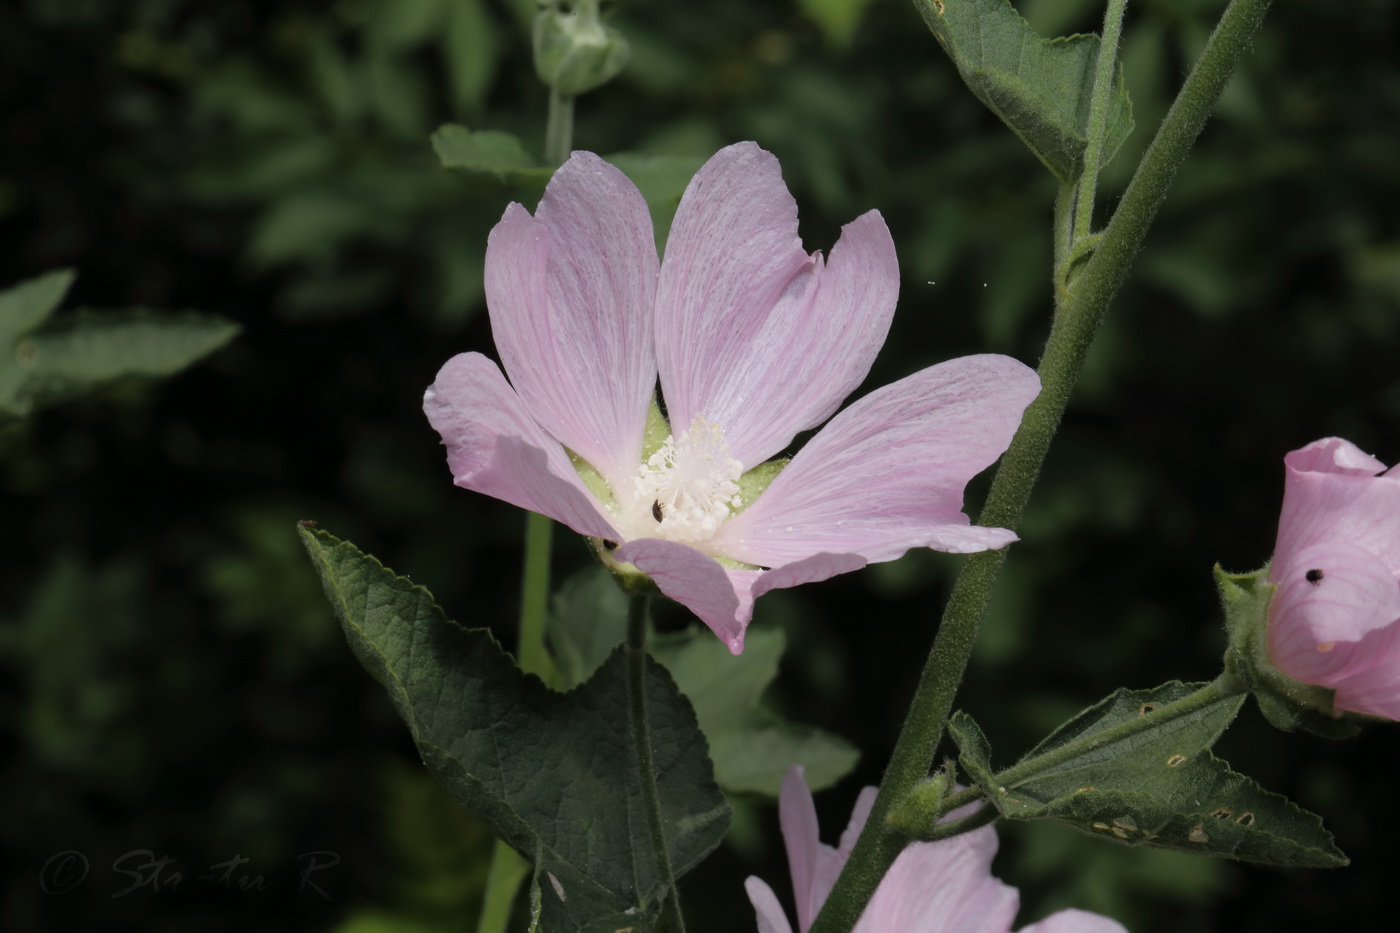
1306 568 1325 585
652 500 664 522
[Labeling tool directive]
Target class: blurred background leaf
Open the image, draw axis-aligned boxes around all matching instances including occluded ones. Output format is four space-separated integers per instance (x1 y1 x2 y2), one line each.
2 0 1399 930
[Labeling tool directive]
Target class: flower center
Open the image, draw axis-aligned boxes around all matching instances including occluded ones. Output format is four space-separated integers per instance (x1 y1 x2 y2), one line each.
633 414 743 544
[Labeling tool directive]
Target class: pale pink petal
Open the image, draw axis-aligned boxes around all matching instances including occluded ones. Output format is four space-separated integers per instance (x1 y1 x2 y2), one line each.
746 876 796 933
423 352 620 539
659 204 899 468
715 355 1040 568
1275 443 1400 577
611 538 753 653
806 785 879 921
752 553 870 599
837 787 879 853
778 765 824 933
485 152 658 491
1284 437 1387 476
1017 909 1128 933
1268 542 1400 685
1329 622 1400 719
654 143 815 454
853 826 1018 933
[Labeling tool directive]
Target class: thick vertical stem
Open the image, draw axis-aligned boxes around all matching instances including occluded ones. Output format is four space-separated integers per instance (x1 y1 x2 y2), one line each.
809 1 1275 930
544 87 576 167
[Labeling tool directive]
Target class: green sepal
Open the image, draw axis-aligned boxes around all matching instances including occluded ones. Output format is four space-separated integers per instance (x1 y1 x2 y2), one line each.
914 0 1133 183
886 768 954 836
948 682 1348 868
298 525 730 932
1217 565 1361 739
641 396 671 462
735 458 788 513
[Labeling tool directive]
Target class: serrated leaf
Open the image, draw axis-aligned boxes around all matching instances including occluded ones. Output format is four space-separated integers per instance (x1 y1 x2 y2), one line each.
916 0 1133 182
547 568 858 795
300 527 729 932
949 683 1347 868
13 309 239 412
432 124 554 188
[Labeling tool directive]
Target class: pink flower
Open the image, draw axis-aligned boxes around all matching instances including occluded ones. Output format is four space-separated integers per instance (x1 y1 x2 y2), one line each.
745 767 1127 933
424 141 1039 653
1266 437 1400 718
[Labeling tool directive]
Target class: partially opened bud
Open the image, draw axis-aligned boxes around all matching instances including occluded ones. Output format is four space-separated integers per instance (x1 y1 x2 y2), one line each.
533 0 630 96
1222 438 1400 735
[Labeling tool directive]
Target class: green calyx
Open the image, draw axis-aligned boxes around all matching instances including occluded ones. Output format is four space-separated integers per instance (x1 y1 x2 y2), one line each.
1216 564 1359 739
885 767 954 838
533 0 630 97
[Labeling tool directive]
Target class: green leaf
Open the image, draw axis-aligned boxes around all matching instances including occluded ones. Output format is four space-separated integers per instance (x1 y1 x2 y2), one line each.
432 124 553 188
653 627 859 795
949 683 1348 868
13 309 239 414
547 568 859 795
443 0 499 113
299 527 730 932
915 0 1133 182
0 269 77 415
796 0 878 48
2 305 239 414
0 268 73 347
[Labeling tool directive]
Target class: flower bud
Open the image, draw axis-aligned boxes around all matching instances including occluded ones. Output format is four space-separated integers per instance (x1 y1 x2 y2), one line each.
533 0 630 97
1221 438 1400 736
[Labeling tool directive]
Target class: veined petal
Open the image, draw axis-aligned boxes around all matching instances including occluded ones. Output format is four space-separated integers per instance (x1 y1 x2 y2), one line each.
1269 542 1400 659
779 765 824 933
745 877 796 933
611 538 754 652
1284 436 1387 476
1275 440 1400 576
854 823 1018 933
423 352 620 540
716 355 1040 568
485 152 659 491
1017 910 1128 933
1329 621 1400 719
663 208 900 468
655 142 816 458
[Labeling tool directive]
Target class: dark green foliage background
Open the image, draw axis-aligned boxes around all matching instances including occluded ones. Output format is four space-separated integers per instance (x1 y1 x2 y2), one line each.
2 0 1398 930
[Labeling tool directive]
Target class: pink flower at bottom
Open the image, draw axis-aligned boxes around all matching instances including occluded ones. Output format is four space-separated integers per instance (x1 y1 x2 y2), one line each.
745 767 1127 933
424 141 1040 653
1266 437 1400 719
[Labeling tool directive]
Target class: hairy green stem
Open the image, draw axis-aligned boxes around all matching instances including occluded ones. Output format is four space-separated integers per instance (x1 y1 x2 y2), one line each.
545 87 576 167
917 803 998 842
627 593 687 933
1072 0 1129 241
810 2 1274 930
1053 181 1076 283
